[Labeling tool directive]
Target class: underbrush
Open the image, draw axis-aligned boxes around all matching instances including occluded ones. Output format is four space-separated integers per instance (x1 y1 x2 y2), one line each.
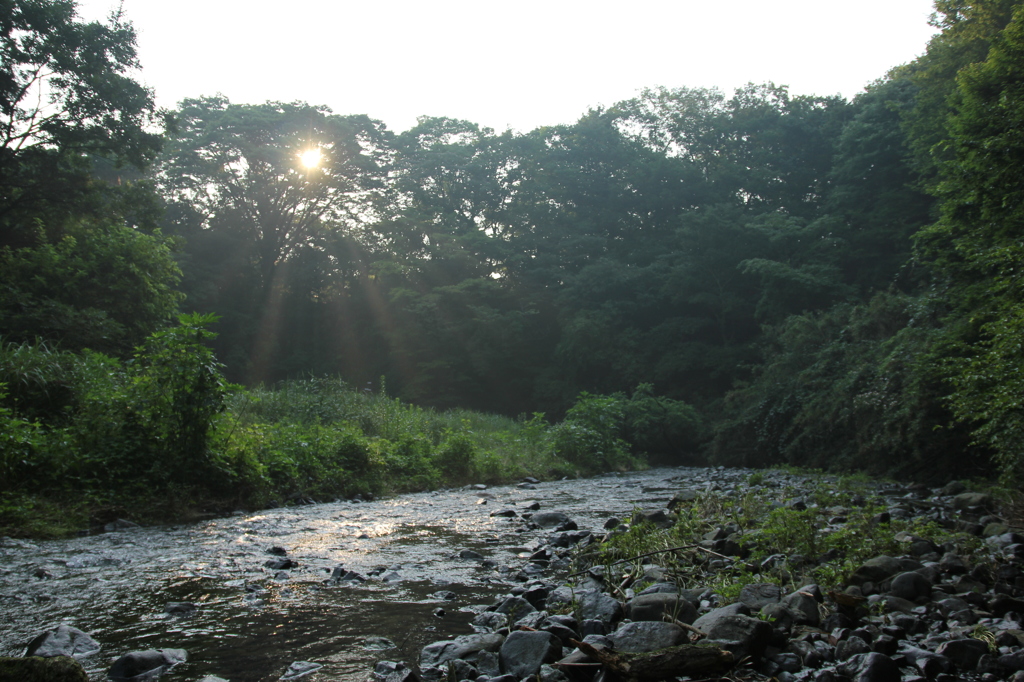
581 475 983 598
0 324 686 536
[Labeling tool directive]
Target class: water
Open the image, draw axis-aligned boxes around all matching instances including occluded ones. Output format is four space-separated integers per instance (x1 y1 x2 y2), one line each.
0 468 700 681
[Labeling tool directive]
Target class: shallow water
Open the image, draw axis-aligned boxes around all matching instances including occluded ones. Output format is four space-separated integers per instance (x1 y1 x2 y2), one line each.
0 468 705 681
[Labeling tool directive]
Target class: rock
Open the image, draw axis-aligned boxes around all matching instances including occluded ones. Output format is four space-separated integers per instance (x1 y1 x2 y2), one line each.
935 638 989 670
953 492 994 512
697 614 772 661
539 663 570 682
780 589 820 626
837 652 902 682
264 558 298 570
280 660 324 680
531 512 571 528
164 601 198 617
24 624 100 658
499 630 561 679
108 649 187 681
847 556 901 586
458 549 485 560
490 509 517 517
420 633 504 669
835 635 870 661
103 519 140 532
607 622 687 653
577 589 624 625
267 546 288 556
888 571 931 601
0 656 88 682
625 592 697 624
739 583 782 610
692 602 751 633
494 595 537 619
900 645 951 678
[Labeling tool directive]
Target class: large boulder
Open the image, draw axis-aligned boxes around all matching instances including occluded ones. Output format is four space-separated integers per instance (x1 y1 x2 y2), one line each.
420 633 504 669
24 625 100 658
499 630 561 679
625 593 697 624
0 656 88 682
607 622 687 653
108 649 187 681
846 556 901 587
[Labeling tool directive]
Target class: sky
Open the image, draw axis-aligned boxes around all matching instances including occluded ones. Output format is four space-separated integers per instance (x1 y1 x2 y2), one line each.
76 0 940 134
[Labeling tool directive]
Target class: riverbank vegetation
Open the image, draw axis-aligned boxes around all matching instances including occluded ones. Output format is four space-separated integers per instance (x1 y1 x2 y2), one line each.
4 0 1024 535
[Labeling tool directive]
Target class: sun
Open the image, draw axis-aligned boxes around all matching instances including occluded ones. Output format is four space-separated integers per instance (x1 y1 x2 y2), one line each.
299 148 322 169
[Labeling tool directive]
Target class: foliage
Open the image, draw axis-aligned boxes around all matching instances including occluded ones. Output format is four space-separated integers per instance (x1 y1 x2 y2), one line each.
1 0 164 246
0 219 183 355
550 392 639 473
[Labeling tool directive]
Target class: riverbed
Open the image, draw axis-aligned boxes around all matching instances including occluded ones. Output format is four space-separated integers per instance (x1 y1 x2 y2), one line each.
0 467 703 681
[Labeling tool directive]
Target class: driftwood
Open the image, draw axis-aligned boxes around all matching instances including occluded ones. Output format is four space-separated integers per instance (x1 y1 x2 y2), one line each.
565 639 734 682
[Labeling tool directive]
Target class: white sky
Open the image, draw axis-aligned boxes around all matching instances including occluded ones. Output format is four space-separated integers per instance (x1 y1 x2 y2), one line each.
76 0 939 134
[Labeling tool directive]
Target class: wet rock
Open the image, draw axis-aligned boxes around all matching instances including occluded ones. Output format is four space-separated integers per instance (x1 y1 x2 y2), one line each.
837 651 901 682
490 509 517 518
108 648 187 681
267 546 288 556
458 549 485 560
420 633 504 669
0 655 88 682
900 645 952 677
364 637 398 650
163 601 197 617
24 624 100 658
607 622 687 653
264 558 298 570
495 595 537 619
625 592 697 624
499 630 561 679
935 638 989 670
530 512 572 528
280 660 324 680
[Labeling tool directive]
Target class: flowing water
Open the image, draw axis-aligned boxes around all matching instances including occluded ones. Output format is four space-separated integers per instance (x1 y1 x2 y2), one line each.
0 468 704 681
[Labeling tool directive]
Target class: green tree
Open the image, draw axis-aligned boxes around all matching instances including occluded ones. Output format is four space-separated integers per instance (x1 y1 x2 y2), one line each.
919 4 1024 481
0 0 163 246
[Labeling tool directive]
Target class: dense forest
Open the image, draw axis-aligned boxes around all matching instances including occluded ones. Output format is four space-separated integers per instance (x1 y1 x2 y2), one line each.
3 0 1024 532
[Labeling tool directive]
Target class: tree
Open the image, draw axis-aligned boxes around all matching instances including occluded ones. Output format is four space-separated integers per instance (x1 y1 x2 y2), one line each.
157 97 390 382
0 0 163 245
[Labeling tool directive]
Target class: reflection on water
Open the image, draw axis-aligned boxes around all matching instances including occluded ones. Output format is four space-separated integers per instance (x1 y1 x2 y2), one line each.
0 468 693 681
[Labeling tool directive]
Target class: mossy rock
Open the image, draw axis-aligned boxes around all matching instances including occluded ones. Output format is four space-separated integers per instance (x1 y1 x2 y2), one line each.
0 655 88 682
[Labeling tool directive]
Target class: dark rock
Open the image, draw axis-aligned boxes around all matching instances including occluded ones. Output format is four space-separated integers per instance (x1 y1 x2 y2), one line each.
835 635 870 661
0 655 88 682
489 510 517 518
697 614 772 661
603 517 621 530
420 633 504 669
458 549 485 561
780 589 820 626
264 558 298 570
998 649 1024 671
739 583 782 610
24 624 100 658
499 630 561 679
936 639 989 670
848 556 901 586
494 596 537 619
692 602 751 632
267 546 288 556
108 649 187 681
280 660 324 680
103 519 140 532
900 645 952 678
625 592 697 624
889 571 932 601
531 512 571 528
608 622 687 652
837 652 902 682
163 601 197 617
991 594 1024 617
953 492 994 512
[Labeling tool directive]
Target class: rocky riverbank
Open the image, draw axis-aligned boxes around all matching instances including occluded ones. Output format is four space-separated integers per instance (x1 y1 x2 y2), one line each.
377 469 1024 682
1 467 1022 681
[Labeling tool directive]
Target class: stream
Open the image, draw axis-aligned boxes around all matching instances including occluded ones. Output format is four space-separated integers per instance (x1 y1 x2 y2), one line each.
0 467 702 681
